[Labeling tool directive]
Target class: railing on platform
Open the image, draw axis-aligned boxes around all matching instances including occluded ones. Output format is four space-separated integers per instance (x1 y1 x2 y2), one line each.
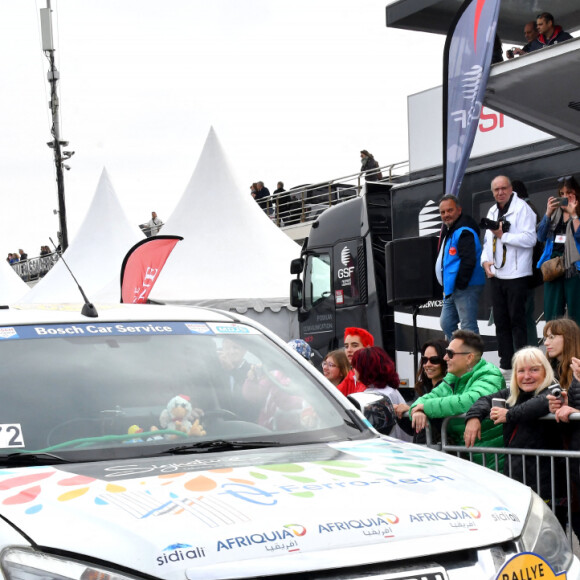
10 252 60 283
258 160 409 228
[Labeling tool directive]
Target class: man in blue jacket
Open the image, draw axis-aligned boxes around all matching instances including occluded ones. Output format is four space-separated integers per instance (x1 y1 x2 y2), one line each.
437 195 485 340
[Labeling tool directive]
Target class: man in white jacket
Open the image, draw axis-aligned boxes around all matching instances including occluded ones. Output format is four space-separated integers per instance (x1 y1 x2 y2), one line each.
481 175 537 373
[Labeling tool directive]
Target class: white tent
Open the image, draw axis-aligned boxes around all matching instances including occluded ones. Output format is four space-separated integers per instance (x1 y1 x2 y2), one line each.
20 169 145 304
0 260 29 304
148 128 300 339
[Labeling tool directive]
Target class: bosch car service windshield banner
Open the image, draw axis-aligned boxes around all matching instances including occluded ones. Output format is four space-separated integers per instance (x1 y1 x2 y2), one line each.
443 0 501 197
120 236 183 303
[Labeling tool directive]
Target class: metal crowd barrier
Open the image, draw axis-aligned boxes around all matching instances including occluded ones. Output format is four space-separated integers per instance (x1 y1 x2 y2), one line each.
10 253 60 283
437 413 580 549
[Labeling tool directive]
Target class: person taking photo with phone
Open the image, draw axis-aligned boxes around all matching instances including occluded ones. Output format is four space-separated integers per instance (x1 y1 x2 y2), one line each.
465 347 566 525
537 175 580 326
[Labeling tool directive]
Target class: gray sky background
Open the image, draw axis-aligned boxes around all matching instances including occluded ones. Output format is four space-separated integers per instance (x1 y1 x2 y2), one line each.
1 0 446 256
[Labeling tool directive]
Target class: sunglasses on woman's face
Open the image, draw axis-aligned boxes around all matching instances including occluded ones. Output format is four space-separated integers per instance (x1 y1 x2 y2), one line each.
421 355 442 365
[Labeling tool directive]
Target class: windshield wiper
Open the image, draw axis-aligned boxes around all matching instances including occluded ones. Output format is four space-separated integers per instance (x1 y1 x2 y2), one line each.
162 439 283 455
2 451 72 466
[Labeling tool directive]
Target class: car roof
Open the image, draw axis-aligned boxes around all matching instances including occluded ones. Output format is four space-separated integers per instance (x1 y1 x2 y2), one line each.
0 303 237 326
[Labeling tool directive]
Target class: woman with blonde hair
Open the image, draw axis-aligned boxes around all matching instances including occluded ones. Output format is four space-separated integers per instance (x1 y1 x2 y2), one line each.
465 347 564 513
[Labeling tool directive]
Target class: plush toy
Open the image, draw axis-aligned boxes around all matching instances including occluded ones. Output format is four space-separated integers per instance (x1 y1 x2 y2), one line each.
159 395 206 437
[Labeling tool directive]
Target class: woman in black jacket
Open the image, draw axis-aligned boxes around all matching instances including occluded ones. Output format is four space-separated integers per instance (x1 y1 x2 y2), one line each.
549 354 580 539
394 339 448 444
465 347 564 508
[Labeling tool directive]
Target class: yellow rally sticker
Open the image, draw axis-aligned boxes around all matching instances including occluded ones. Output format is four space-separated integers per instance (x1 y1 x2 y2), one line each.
497 552 567 580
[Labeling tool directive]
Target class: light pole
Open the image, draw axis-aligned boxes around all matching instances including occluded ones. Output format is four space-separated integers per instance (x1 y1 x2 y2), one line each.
40 0 73 252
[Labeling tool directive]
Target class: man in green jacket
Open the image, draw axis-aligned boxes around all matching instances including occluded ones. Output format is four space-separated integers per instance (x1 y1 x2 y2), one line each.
410 330 505 467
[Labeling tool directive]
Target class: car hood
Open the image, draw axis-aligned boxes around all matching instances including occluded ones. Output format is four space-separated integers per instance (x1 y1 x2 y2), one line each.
0 439 530 579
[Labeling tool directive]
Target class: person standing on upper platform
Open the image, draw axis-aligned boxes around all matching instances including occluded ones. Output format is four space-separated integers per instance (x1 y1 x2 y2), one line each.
529 12 572 51
360 150 382 182
437 195 485 340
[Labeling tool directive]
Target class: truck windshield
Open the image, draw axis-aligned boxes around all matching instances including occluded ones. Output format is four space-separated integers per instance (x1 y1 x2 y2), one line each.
304 254 331 308
0 321 365 461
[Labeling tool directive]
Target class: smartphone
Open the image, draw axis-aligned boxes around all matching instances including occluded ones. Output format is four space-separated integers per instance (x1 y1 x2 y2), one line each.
554 197 569 206
492 398 507 408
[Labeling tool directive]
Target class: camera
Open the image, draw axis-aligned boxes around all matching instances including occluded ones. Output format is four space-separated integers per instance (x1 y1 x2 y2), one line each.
492 398 507 408
480 217 511 232
547 384 563 400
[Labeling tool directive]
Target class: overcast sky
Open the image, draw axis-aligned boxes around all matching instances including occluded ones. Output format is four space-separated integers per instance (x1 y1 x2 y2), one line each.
0 0 446 256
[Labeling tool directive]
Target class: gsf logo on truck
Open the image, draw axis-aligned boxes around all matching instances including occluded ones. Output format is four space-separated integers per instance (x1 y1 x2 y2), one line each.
337 246 355 286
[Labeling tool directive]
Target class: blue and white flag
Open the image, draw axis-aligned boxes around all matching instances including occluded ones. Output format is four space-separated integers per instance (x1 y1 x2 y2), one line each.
443 0 501 197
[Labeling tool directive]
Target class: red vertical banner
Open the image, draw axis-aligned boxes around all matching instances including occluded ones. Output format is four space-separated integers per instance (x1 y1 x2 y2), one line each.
120 236 183 303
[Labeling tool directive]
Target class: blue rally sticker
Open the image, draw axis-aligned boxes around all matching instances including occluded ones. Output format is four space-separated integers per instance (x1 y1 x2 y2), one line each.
208 323 258 335
1 322 214 340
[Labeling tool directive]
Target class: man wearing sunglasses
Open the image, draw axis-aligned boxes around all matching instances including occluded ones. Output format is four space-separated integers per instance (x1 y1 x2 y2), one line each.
437 194 485 340
409 330 504 466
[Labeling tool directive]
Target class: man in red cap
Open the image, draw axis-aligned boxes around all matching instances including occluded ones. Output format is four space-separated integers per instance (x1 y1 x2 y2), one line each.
336 327 374 396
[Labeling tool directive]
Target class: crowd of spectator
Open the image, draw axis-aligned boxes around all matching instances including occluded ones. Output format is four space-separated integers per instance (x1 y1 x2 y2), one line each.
502 12 573 61
317 317 580 539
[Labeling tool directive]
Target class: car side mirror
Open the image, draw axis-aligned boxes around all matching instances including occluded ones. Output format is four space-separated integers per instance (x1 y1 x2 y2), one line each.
290 279 303 308
347 392 396 436
290 258 304 275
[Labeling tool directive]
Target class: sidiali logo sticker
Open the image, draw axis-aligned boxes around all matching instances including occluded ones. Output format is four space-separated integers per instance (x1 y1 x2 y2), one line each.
156 543 206 566
496 552 566 579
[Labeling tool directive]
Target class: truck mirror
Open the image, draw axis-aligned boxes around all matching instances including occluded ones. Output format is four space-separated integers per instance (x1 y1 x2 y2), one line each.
290 258 304 275
290 279 303 308
347 392 396 436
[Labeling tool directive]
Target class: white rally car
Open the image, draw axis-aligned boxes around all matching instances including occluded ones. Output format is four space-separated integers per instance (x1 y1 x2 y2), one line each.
0 302 577 580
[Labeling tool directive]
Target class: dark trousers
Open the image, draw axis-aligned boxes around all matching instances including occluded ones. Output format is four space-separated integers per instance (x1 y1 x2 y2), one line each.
491 277 528 369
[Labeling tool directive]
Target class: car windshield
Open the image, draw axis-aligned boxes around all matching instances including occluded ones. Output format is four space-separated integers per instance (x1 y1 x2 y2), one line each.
0 321 366 463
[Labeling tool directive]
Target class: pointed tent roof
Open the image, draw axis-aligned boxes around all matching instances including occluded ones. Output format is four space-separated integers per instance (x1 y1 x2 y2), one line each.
149 128 300 305
21 169 145 304
0 260 29 304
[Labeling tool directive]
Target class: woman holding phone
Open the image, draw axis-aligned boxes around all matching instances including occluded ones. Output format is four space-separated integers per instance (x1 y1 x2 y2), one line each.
536 175 580 325
465 347 565 511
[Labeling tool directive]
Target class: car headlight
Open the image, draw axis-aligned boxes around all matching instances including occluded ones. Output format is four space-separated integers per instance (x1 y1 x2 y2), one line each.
1 548 140 580
519 492 574 573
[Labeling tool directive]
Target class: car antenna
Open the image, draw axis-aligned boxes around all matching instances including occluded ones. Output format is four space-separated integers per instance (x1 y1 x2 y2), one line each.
49 237 98 318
